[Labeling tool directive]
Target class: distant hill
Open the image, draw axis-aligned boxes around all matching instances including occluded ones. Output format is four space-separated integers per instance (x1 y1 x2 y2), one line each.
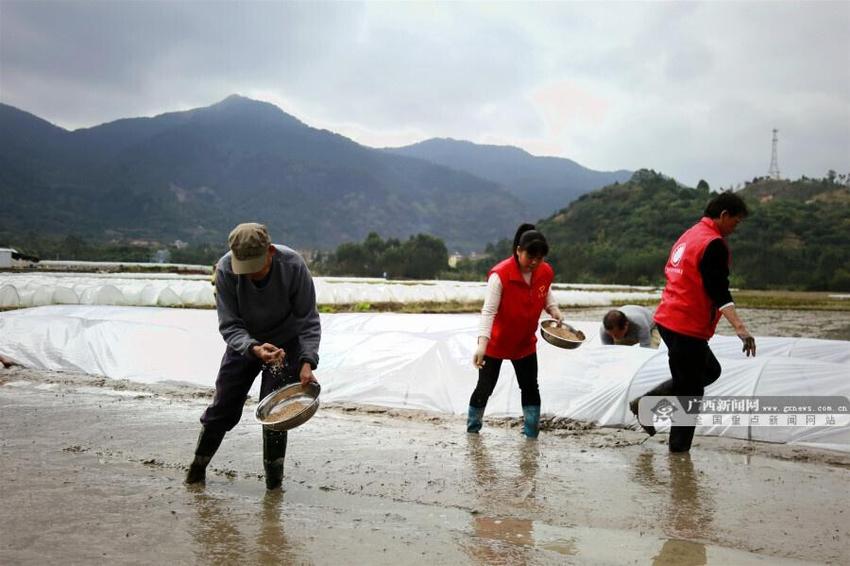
465 170 850 291
738 175 850 205
385 138 632 220
0 96 533 251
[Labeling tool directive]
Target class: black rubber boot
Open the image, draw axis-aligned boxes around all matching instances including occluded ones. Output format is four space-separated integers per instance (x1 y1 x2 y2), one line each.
629 380 675 437
629 397 656 437
184 426 225 485
263 427 288 490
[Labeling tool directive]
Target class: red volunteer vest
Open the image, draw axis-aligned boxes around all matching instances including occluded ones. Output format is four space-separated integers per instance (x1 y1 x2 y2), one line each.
486 257 554 360
654 217 729 340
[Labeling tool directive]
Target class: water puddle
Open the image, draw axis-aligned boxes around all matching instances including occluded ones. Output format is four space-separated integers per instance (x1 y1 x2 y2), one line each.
470 518 814 564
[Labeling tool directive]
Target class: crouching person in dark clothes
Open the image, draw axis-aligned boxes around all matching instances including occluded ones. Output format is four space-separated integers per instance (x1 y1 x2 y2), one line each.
600 305 660 348
185 222 320 489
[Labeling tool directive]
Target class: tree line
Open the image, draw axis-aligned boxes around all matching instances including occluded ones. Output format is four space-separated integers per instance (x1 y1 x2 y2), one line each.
1 231 451 280
481 170 850 291
0 234 226 267
4 169 848 291
312 232 449 280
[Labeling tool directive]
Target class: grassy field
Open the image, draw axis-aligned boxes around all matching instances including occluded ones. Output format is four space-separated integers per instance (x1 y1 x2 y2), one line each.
601 290 849 312
5 294 847 315
719 290 850 311
315 290 850 314
318 300 480 314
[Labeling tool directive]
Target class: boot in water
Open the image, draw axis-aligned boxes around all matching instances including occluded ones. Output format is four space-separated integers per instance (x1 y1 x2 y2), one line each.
629 397 656 437
184 426 225 485
467 406 485 433
263 427 288 490
522 405 541 439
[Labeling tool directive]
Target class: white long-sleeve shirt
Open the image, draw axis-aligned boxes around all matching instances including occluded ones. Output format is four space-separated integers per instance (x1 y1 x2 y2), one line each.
478 272 561 339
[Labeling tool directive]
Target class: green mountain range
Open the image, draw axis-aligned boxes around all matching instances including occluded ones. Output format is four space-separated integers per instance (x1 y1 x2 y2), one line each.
527 170 850 291
385 138 631 219
0 95 626 252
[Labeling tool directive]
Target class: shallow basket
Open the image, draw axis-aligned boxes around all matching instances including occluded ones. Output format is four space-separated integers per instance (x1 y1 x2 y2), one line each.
540 319 586 350
255 382 321 432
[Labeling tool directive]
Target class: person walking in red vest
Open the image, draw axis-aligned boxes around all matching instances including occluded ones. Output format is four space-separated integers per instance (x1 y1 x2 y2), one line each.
632 192 756 452
467 223 563 438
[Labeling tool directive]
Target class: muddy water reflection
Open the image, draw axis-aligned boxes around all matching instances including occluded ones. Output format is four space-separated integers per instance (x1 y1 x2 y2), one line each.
632 452 715 565
464 436 576 563
257 491 300 565
189 490 302 565
466 435 542 505
190 491 249 563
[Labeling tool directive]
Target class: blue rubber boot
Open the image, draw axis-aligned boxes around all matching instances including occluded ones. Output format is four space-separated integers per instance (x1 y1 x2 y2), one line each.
467 406 485 433
522 406 541 439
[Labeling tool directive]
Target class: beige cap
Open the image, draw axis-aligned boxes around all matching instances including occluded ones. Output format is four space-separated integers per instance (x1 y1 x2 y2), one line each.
228 223 271 274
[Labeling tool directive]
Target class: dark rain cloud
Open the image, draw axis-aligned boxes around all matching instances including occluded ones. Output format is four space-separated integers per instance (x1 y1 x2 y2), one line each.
1 1 848 188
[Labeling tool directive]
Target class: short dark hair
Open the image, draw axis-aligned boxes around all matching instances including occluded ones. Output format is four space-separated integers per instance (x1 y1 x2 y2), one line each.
704 191 749 219
602 309 627 331
512 223 549 258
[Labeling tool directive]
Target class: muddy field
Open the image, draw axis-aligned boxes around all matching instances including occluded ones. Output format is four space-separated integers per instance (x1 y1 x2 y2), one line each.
2 362 849 565
564 306 850 342
2 306 849 564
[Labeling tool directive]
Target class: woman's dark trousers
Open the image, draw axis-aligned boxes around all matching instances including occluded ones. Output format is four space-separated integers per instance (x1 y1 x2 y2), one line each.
468 353 541 437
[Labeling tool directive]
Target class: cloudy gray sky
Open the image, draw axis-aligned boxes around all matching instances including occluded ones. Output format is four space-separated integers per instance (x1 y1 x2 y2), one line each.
1 0 848 188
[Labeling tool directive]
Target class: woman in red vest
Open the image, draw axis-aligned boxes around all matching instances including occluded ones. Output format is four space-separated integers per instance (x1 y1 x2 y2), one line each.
467 223 563 438
633 192 756 453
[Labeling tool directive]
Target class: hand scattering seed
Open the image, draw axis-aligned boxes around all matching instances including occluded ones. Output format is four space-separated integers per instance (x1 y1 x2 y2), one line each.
264 359 286 378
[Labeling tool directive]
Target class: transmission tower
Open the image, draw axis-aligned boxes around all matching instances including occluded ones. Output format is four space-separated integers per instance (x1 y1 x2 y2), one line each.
768 128 781 180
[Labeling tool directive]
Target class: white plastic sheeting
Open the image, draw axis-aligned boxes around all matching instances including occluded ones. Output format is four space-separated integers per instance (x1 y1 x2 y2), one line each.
0 273 215 308
0 272 660 308
38 259 213 272
1 305 848 452
313 277 661 307
687 335 850 366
